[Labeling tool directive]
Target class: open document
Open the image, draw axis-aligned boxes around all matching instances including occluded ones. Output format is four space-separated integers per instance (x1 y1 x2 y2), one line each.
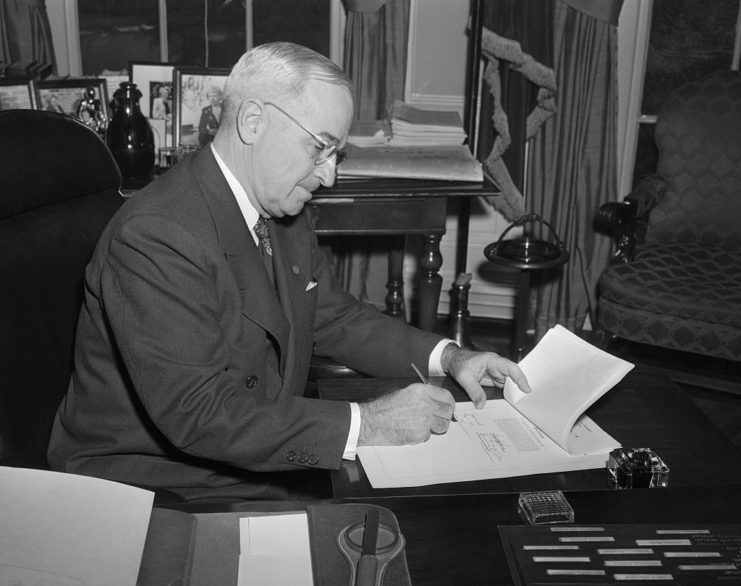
357 326 634 489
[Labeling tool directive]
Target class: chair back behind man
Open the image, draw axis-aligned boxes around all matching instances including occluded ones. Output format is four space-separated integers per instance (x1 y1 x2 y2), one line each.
646 69 741 248
0 110 123 468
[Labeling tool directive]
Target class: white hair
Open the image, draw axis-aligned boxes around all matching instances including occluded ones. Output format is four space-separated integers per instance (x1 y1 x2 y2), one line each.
222 42 351 126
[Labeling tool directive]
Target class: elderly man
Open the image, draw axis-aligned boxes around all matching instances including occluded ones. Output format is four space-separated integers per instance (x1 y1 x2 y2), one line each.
48 42 530 501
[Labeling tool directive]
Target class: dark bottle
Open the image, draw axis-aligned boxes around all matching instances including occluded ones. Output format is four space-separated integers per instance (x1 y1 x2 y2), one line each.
107 82 155 189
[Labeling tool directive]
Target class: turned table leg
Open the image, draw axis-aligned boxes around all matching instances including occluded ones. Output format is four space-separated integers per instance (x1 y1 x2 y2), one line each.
417 233 443 332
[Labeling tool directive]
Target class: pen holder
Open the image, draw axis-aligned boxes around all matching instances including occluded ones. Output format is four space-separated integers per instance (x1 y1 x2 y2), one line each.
337 519 405 585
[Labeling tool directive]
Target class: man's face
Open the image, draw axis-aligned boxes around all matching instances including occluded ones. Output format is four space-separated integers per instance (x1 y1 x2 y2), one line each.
209 90 222 106
252 80 353 218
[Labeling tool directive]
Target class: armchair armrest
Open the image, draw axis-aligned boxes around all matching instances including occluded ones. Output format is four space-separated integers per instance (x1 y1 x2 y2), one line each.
594 173 667 263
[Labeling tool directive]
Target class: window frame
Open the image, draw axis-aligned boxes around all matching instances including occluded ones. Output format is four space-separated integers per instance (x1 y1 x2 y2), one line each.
54 0 346 76
617 0 741 197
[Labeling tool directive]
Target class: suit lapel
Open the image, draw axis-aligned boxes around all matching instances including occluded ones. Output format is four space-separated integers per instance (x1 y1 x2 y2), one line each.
190 149 290 371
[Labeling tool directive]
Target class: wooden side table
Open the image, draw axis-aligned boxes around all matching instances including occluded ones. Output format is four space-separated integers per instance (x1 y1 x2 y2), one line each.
310 176 500 331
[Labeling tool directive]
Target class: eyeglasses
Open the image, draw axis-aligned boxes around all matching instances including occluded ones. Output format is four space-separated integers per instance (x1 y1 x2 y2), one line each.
264 101 346 166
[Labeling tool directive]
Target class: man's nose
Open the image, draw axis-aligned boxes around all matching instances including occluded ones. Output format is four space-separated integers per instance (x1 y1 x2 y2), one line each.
314 159 337 187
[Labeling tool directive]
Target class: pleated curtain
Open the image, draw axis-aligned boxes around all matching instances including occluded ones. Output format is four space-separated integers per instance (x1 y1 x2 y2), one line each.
527 0 623 337
0 0 56 78
330 0 409 308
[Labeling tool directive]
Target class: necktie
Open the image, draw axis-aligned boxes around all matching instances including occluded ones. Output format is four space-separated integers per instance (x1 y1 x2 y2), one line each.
254 217 275 287
254 217 272 256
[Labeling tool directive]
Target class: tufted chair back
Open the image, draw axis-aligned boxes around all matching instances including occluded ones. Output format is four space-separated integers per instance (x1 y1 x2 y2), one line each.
647 70 741 249
0 110 123 468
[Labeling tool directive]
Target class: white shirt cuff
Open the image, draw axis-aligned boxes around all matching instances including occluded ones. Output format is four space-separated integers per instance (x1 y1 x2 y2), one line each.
342 402 361 460
428 338 458 376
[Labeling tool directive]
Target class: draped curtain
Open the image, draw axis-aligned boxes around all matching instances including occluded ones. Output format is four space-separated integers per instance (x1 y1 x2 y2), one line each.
527 0 623 337
330 0 409 307
0 0 55 78
480 0 556 220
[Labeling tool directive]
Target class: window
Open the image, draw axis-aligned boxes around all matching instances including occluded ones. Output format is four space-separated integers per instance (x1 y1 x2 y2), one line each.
68 0 343 76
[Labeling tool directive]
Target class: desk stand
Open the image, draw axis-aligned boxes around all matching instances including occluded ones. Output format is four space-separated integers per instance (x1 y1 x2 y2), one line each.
484 214 569 359
498 255 568 360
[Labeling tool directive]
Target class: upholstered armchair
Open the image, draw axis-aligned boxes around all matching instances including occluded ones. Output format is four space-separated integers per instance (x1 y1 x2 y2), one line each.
0 110 124 469
595 70 741 362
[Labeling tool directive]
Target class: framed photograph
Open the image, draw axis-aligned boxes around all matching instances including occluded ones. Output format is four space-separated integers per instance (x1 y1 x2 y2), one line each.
37 78 110 119
0 77 39 110
130 61 176 149
173 67 230 149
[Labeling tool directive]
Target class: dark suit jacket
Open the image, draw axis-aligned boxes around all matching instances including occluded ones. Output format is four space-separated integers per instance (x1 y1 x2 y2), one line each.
47 147 443 499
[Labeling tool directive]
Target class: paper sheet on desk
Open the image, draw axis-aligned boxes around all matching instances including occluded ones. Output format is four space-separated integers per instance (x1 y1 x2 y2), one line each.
357 401 620 488
238 512 313 586
0 466 153 586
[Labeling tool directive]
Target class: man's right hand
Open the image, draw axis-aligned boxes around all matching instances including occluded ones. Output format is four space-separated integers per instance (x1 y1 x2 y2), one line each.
357 383 456 446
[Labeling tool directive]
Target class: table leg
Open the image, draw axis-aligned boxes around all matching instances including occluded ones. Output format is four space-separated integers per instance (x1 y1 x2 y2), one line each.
418 234 443 332
385 235 406 320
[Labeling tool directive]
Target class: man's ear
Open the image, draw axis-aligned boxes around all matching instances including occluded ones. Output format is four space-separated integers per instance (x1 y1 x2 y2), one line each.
235 99 265 145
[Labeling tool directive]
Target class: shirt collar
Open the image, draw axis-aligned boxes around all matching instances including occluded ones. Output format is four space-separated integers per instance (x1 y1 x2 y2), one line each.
211 143 260 245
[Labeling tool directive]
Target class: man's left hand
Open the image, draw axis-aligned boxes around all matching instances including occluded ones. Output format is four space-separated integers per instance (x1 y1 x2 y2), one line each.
440 345 532 409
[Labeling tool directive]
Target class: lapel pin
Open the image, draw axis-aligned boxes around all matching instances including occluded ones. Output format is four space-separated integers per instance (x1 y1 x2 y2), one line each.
292 265 300 274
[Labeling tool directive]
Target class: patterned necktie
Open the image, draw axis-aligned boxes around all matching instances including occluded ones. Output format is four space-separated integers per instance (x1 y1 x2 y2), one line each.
254 216 276 288
254 217 273 256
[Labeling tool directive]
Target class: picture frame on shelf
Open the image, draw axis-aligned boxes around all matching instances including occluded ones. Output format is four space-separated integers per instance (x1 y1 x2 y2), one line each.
100 70 129 112
0 77 39 110
130 61 176 149
173 67 230 149
37 77 110 118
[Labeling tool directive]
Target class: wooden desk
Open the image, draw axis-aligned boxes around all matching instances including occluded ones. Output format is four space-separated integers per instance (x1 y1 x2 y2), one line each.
158 486 741 586
357 485 741 585
310 177 499 331
319 367 741 499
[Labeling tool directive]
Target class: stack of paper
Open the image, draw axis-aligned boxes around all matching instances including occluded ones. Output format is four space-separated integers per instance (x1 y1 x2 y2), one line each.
338 143 483 182
238 513 313 586
388 100 467 146
347 119 390 147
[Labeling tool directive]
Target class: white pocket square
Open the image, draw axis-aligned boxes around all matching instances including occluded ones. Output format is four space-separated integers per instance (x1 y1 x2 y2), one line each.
305 280 318 291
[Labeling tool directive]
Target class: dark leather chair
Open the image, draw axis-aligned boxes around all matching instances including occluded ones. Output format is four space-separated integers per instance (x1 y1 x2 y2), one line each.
595 70 741 361
0 110 124 469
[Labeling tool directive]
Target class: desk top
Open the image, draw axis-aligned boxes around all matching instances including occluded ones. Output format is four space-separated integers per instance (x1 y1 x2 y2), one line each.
312 175 500 201
161 486 741 586
319 367 741 499
359 485 741 585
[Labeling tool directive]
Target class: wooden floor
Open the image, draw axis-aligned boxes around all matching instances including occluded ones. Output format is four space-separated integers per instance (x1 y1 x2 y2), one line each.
436 316 741 451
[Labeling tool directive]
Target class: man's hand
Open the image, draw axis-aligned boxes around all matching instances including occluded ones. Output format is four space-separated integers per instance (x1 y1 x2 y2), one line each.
441 344 532 408
357 383 456 446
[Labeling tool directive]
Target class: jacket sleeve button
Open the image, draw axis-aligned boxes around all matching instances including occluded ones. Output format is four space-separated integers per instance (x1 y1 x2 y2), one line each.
298 452 309 464
285 450 297 462
245 376 258 388
308 454 319 465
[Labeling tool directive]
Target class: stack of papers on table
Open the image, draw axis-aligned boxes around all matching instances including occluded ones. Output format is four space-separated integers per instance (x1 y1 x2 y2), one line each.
338 143 483 182
388 100 467 146
347 119 390 147
238 513 313 586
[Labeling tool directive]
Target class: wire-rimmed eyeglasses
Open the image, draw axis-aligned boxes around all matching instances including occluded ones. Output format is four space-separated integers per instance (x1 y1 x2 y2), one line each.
264 101 346 166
